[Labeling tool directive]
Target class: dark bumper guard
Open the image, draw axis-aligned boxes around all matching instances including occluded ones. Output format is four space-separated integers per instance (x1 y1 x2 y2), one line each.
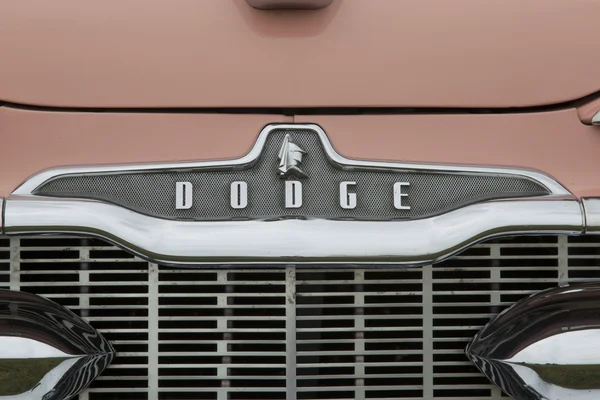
0 289 115 399
466 282 600 400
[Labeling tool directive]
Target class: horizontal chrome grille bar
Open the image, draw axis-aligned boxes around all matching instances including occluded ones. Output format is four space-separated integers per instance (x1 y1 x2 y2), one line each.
2 196 585 266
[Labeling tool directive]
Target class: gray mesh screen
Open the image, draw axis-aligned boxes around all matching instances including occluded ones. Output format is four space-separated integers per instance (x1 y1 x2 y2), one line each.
34 128 548 221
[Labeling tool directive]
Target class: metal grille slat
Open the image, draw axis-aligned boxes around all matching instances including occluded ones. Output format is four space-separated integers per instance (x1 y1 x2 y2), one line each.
3 234 599 399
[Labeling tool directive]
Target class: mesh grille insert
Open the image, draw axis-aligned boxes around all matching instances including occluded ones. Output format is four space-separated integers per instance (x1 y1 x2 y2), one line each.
3 234 597 399
34 129 548 221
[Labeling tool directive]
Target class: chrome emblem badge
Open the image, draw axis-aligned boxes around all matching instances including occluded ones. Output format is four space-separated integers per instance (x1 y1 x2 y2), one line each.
277 134 307 178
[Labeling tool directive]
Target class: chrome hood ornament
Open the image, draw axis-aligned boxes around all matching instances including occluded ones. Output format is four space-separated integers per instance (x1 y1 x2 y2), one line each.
0 289 115 400
466 282 600 400
277 134 307 178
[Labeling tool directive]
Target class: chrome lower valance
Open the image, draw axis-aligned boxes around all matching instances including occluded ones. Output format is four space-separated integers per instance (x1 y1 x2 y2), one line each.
1 194 588 266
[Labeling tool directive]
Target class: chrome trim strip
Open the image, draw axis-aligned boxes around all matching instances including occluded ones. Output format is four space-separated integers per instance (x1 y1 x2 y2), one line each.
0 197 3 234
593 110 600 125
12 124 570 195
0 289 115 399
467 282 600 399
4 195 583 265
583 197 600 233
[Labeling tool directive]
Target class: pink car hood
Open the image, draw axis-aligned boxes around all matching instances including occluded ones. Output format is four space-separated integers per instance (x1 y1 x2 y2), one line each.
1 0 599 108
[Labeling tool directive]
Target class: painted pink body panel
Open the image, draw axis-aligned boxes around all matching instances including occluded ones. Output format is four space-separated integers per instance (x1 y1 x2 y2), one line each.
0 108 288 196
1 107 598 198
305 110 600 197
0 0 599 108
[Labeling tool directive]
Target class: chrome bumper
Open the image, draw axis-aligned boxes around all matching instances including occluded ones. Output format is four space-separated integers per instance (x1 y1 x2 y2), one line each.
467 282 600 400
2 195 597 266
0 289 115 399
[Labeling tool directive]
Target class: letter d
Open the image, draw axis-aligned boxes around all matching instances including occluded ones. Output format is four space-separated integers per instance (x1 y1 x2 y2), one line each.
285 181 302 208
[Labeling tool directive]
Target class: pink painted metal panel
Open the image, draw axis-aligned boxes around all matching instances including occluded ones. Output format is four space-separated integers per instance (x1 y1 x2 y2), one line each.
0 0 598 108
0 108 287 196
1 107 598 198
303 109 600 198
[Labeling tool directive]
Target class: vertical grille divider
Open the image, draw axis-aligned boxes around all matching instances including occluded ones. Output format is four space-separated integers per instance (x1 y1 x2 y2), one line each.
148 263 159 399
558 235 569 285
219 270 232 400
79 239 90 400
422 265 433 399
354 270 366 400
9 237 20 291
286 266 297 400
489 244 503 400
79 239 90 318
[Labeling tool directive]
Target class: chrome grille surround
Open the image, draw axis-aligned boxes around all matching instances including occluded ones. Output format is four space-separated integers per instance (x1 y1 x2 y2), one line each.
3 233 599 400
5 124 585 266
